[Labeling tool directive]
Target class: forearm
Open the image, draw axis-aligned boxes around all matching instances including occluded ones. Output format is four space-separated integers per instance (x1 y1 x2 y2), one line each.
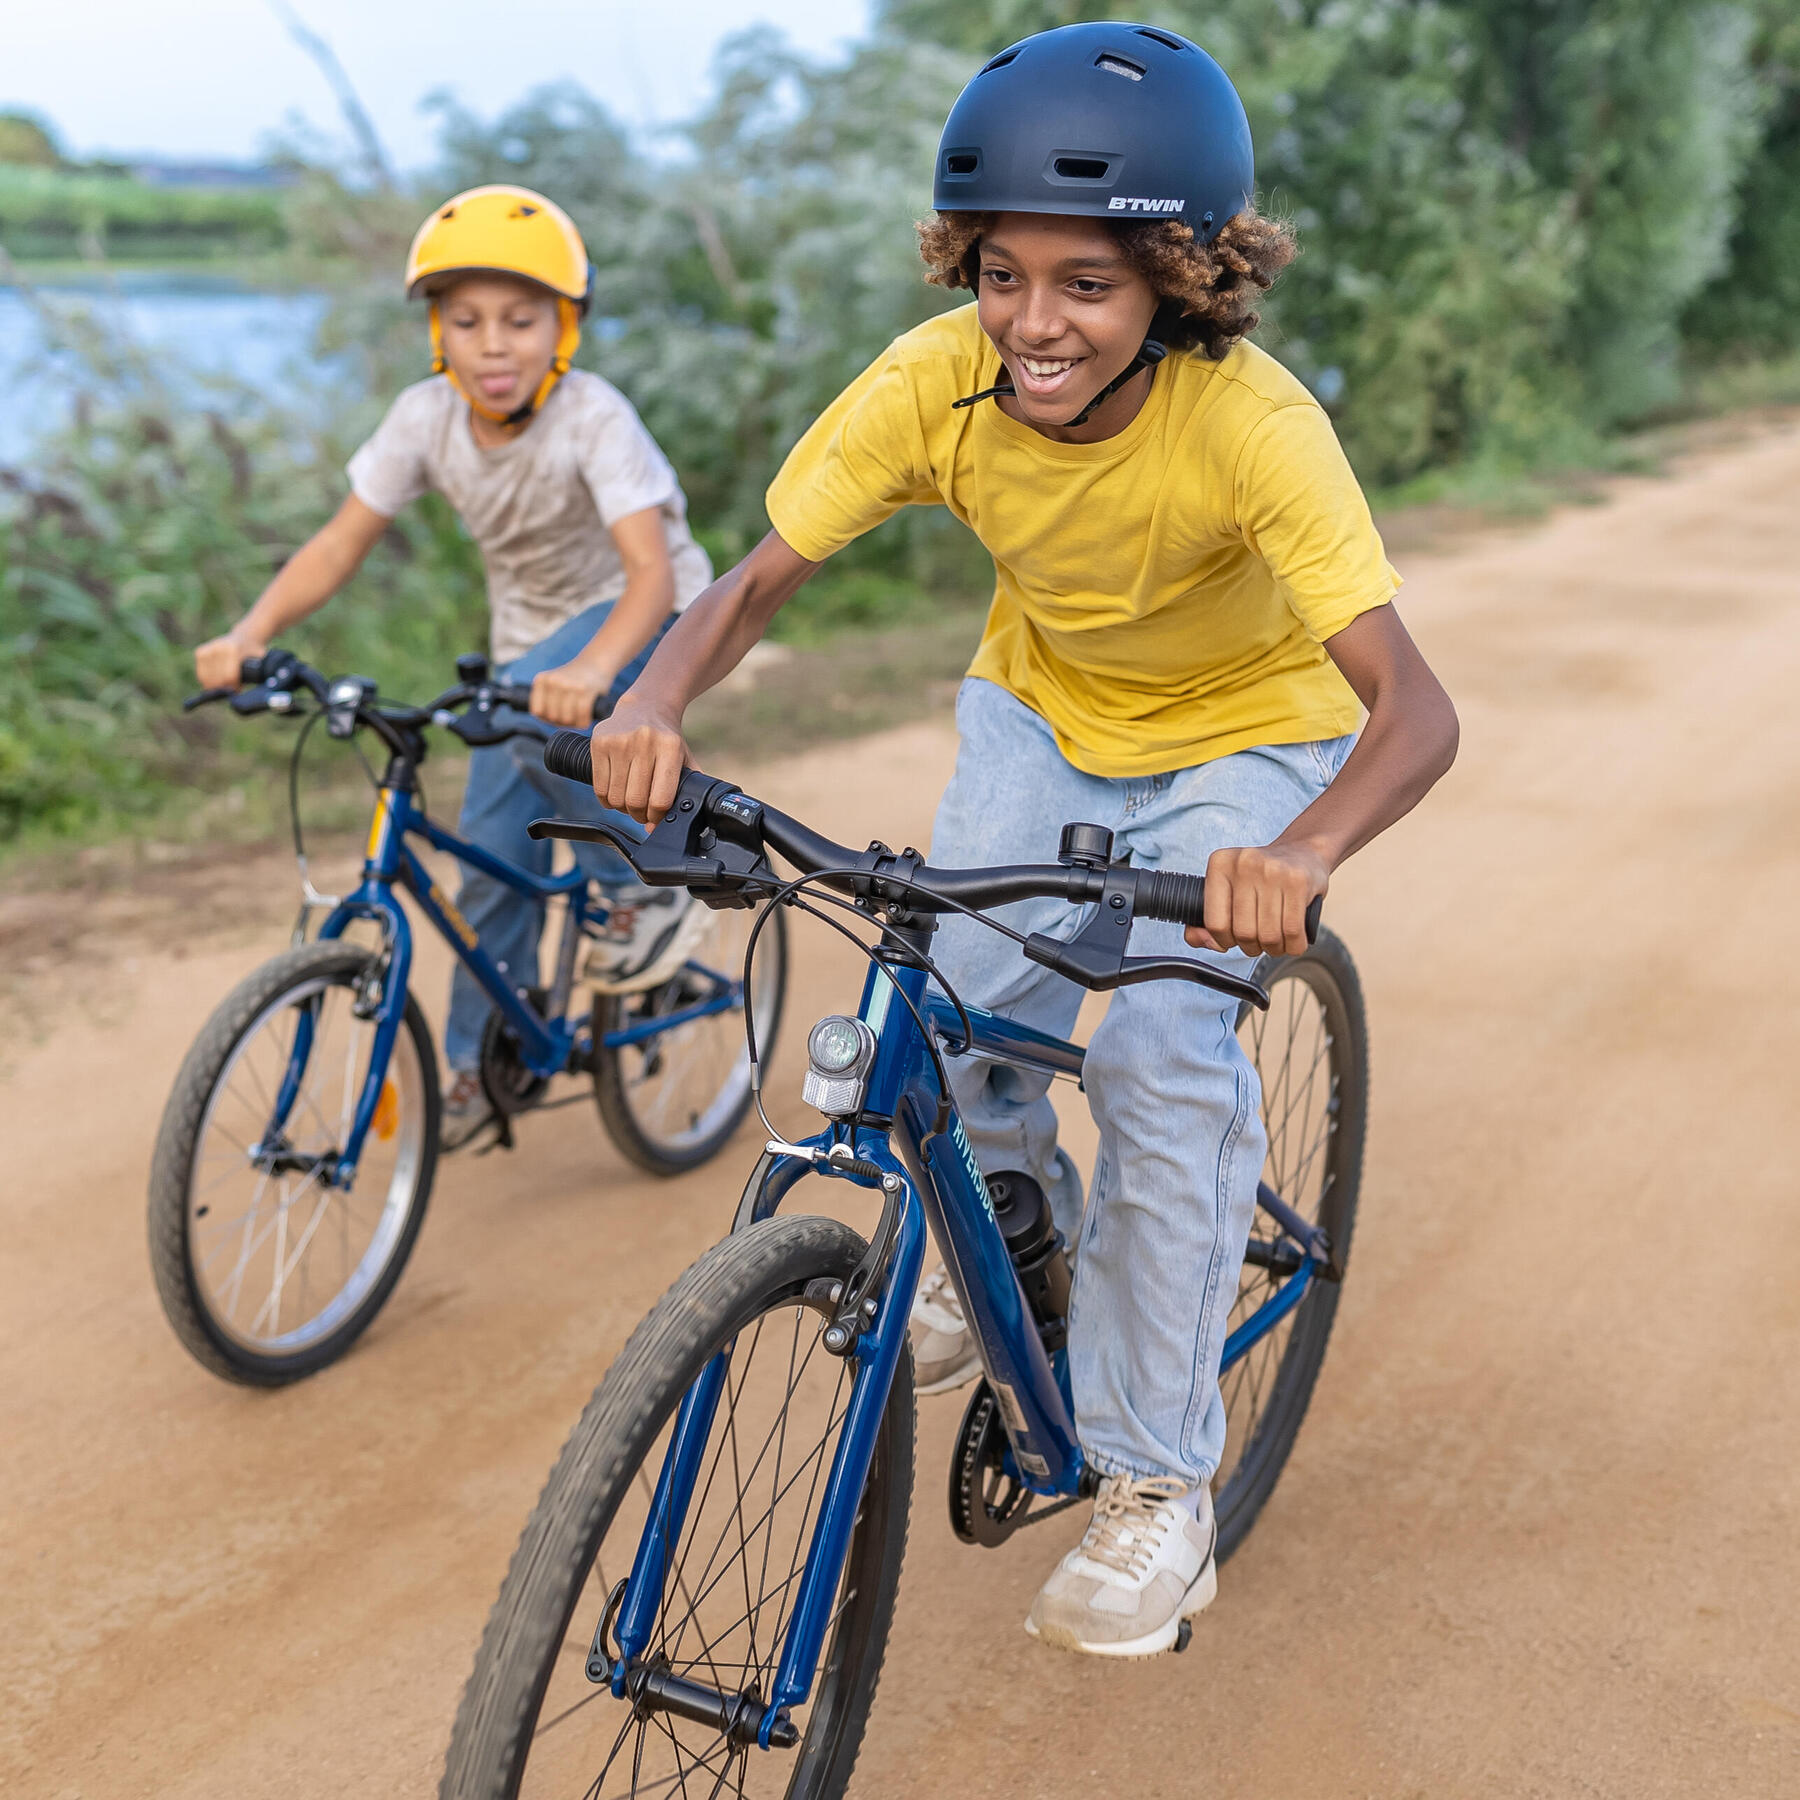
1276 667 1458 868
234 501 387 646
624 534 817 720
566 563 675 684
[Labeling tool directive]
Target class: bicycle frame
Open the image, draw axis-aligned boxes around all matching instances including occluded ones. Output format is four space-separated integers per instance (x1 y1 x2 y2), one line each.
260 773 744 1186
611 944 1334 1747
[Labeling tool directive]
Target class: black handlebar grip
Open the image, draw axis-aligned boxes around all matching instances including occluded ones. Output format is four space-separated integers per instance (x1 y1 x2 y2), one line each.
543 729 595 786
1132 869 1208 927
239 653 267 685
1133 868 1323 946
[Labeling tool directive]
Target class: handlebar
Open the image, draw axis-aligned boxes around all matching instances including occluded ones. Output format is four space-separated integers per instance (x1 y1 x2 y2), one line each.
535 732 1319 1006
180 650 608 750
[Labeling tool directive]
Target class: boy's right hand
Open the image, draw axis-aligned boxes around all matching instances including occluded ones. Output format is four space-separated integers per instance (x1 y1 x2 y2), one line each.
194 631 266 690
587 697 691 824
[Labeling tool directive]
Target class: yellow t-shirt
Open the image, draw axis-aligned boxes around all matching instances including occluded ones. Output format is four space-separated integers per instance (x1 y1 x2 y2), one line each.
764 304 1399 778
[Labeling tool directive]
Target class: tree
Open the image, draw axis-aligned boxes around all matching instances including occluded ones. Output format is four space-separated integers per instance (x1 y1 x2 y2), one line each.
0 112 63 169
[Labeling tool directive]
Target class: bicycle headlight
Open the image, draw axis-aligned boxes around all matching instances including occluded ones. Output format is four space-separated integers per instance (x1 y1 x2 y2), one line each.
802 1014 876 1117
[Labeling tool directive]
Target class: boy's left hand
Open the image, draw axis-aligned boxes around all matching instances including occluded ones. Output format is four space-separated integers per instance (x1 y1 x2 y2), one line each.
1186 841 1330 959
530 659 613 728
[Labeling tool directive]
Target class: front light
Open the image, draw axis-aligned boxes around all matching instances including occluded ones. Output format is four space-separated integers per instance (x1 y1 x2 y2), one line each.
808 1016 867 1074
802 1014 876 1118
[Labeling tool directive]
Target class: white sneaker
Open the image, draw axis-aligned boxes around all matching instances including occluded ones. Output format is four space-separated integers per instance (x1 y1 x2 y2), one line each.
1024 1474 1218 1657
909 1266 982 1395
584 889 705 994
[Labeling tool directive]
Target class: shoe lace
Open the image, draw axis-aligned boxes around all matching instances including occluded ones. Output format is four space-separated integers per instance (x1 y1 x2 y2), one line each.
1079 1474 1189 1579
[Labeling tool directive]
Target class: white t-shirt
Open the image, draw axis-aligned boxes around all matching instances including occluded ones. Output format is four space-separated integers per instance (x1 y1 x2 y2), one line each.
347 370 713 665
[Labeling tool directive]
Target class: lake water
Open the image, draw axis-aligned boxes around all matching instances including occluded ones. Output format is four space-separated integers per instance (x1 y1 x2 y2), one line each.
0 273 342 465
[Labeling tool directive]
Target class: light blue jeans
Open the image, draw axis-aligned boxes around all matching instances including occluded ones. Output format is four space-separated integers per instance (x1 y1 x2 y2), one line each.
444 602 668 1074
930 678 1355 1486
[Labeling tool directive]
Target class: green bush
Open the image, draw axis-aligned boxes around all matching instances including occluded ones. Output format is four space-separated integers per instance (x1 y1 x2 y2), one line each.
0 298 481 840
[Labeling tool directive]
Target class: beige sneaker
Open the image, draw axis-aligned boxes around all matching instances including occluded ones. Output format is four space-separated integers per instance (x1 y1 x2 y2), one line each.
584 890 705 995
1025 1473 1218 1657
908 1266 982 1395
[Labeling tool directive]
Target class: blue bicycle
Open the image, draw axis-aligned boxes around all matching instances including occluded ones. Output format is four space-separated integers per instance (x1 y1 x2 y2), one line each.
441 740 1367 1798
147 653 787 1386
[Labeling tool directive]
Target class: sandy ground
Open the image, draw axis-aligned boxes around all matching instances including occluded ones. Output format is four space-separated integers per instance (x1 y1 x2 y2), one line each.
6 418 1800 1798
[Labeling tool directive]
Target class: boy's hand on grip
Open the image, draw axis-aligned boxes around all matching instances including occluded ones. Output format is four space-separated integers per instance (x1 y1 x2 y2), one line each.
194 632 264 690
529 660 613 729
1187 841 1328 959
588 696 690 825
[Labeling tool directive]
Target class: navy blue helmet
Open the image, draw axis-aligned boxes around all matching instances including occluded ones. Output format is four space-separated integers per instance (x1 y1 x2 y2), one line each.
933 22 1254 243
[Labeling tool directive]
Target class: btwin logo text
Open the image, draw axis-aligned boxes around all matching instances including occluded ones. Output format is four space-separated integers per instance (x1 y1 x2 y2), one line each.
1108 196 1186 213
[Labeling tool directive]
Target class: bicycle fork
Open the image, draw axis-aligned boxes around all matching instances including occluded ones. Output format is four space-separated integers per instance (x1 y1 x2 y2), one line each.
602 1157 926 1751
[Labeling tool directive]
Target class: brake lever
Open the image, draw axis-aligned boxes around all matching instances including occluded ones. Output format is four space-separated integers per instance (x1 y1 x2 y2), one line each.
1020 863 1272 1009
529 767 776 910
182 688 233 712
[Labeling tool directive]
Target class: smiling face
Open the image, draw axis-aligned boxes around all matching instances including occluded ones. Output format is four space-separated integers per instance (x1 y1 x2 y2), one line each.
434 274 561 420
973 212 1162 439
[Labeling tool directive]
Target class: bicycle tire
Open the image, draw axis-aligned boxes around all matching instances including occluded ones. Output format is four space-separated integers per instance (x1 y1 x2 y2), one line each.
1213 926 1367 1561
443 1214 914 1800
593 904 788 1177
147 942 439 1386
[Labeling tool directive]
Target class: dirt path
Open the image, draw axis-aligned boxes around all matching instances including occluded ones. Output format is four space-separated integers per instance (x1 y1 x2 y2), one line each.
8 420 1800 1798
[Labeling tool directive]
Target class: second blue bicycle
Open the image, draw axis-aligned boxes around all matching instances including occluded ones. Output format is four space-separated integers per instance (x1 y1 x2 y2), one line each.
147 652 787 1386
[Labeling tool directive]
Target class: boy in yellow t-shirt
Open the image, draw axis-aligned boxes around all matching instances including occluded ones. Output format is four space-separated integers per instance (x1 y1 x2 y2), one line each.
583 25 1457 1656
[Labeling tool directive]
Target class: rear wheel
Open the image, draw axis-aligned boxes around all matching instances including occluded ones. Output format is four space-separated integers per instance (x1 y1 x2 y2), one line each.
1212 927 1367 1560
147 942 438 1385
594 904 787 1176
442 1215 913 1800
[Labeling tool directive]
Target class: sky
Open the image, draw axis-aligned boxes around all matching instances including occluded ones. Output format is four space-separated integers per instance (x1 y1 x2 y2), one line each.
2 0 877 168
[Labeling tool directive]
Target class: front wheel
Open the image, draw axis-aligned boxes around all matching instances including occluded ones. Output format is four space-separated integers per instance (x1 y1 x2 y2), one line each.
147 942 439 1385
593 903 788 1176
443 1215 914 1800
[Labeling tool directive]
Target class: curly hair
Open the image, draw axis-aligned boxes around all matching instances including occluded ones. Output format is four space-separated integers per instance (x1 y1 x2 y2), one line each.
916 207 1296 360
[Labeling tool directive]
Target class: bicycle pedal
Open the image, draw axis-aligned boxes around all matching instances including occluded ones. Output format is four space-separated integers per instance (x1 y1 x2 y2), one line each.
1173 1618 1193 1654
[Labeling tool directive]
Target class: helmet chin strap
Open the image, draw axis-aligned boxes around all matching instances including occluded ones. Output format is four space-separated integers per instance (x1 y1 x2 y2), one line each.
952 304 1181 428
430 295 582 427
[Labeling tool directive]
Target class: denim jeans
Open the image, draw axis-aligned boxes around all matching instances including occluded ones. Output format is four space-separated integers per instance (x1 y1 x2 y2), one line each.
929 677 1355 1485
443 602 669 1073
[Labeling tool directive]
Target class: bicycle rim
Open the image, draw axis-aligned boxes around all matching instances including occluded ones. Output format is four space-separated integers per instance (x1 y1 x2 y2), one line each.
188 975 425 1354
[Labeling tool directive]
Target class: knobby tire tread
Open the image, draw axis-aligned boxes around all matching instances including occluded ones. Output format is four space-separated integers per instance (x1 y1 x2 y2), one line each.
442 1214 913 1800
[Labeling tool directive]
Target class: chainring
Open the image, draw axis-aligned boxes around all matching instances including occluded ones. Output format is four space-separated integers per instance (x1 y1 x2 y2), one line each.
479 987 551 1120
948 1381 1036 1547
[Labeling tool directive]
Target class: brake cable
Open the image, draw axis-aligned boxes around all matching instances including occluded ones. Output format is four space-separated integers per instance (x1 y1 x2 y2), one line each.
735 867 976 1147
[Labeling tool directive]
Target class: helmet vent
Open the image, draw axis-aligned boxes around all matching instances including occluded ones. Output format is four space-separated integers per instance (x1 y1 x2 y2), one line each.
1051 156 1112 181
943 150 981 177
1134 28 1189 52
1095 54 1145 81
978 48 1020 74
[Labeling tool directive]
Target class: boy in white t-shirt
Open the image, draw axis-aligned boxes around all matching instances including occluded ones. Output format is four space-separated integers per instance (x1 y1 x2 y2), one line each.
194 185 712 1147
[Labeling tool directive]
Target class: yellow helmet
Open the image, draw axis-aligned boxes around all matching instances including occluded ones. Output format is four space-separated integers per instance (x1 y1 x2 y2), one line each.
405 184 592 424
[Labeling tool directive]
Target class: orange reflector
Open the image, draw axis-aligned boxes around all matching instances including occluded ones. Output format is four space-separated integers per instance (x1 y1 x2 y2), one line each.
372 1080 400 1142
